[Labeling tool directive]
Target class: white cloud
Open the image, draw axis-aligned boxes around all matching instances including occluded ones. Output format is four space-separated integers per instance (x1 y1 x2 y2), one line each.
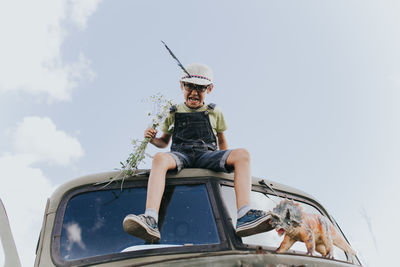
0 154 55 267
0 0 101 102
13 116 84 166
0 116 85 266
69 0 102 30
65 222 86 251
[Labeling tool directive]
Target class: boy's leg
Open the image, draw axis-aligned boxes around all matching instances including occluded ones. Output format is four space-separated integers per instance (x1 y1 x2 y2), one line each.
123 152 176 242
146 152 177 213
226 148 251 209
226 148 271 237
193 148 252 208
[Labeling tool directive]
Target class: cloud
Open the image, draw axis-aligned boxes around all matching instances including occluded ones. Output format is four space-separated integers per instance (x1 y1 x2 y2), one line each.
68 0 102 30
0 116 85 266
0 154 55 267
65 222 86 252
12 116 84 166
0 0 100 102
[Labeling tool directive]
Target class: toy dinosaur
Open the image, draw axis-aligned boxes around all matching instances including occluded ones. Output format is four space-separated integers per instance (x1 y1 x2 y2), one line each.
268 200 356 258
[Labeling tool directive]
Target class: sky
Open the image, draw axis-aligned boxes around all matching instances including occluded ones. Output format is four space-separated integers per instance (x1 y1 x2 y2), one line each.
1 0 399 266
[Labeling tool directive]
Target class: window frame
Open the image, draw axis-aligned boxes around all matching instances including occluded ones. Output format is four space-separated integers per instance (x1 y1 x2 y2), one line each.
215 179 360 265
51 178 230 267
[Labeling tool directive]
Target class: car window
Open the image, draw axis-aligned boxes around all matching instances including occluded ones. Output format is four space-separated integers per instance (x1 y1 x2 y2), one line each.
59 184 220 261
220 185 347 261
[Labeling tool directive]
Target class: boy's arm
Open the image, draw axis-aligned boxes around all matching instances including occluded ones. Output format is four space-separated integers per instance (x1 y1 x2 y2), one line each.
217 132 228 150
144 127 171 148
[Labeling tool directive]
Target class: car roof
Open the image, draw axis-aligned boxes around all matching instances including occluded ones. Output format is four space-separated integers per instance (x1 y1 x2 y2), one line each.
47 168 319 213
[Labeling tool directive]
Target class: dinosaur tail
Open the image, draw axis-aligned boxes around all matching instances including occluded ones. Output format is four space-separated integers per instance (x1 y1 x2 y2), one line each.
332 232 356 256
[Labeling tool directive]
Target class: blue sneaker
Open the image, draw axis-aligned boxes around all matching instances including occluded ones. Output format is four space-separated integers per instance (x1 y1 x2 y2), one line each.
123 214 160 243
236 209 271 237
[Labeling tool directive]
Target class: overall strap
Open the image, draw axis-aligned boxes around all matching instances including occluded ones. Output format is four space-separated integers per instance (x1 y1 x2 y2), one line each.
207 103 216 110
170 105 177 113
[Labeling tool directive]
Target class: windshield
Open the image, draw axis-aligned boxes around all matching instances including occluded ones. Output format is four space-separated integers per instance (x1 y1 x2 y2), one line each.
59 184 220 261
220 185 348 261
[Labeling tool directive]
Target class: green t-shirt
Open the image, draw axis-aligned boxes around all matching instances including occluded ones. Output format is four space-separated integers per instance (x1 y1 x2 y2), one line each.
161 103 228 136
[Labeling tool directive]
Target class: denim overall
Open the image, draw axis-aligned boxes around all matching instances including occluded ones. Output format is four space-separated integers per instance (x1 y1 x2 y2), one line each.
168 104 232 173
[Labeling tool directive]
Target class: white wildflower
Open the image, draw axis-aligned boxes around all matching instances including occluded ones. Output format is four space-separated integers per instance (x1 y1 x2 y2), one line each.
103 93 174 189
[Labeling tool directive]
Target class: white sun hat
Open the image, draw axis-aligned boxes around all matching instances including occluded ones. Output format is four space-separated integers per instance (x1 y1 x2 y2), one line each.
180 63 213 85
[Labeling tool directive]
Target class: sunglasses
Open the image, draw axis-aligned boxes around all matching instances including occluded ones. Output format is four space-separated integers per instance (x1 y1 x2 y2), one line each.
183 82 209 93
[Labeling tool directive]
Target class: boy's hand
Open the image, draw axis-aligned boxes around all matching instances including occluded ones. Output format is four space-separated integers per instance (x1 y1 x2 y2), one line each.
144 127 157 141
145 129 171 149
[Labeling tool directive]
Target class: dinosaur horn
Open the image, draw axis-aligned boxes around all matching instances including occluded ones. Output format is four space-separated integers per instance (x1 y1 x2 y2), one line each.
285 209 291 219
161 40 191 78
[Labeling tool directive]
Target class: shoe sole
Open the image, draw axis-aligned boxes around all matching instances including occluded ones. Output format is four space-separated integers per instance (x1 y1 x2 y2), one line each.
123 215 160 243
236 214 273 237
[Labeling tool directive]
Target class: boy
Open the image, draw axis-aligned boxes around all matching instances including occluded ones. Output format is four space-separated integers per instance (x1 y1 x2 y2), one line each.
123 63 270 242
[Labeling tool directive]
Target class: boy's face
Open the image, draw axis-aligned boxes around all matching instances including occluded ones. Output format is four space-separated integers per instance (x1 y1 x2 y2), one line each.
180 82 213 109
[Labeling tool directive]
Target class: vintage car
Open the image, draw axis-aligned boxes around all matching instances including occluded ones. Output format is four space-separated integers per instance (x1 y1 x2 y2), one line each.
1 169 361 266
